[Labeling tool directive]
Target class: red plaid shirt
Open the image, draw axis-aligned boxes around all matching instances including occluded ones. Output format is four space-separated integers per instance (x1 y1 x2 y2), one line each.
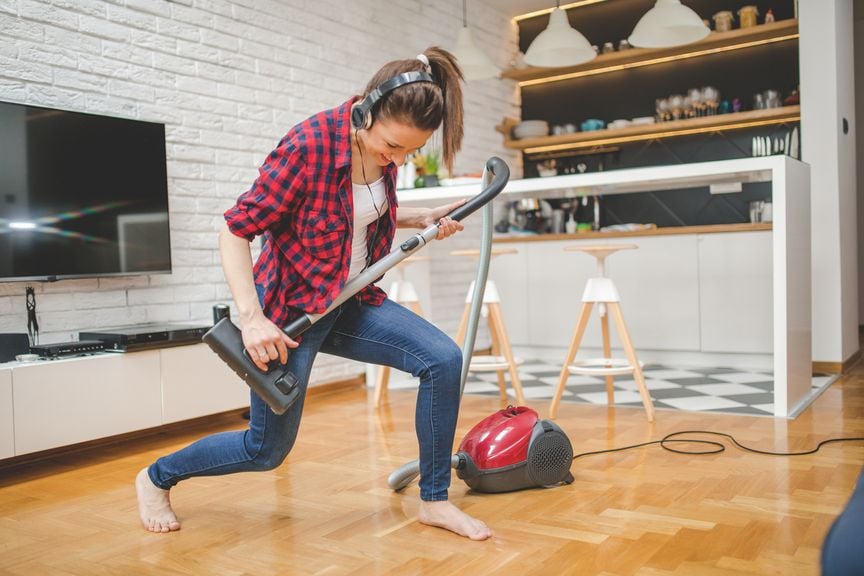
224 98 399 327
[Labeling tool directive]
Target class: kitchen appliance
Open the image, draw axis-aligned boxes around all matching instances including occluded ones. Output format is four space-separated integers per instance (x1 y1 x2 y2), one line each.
509 198 553 233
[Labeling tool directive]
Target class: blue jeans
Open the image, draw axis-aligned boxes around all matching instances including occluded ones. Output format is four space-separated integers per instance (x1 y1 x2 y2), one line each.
148 297 463 501
822 467 864 575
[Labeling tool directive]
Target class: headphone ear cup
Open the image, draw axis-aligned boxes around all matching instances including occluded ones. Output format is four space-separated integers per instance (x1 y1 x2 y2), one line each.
351 102 371 130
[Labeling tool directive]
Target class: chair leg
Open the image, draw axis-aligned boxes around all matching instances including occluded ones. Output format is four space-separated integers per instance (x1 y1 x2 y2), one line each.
550 301 594 419
607 302 655 422
599 308 615 405
488 302 525 406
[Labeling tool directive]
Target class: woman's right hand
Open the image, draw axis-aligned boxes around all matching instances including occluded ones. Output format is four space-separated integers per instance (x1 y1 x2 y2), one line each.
241 311 299 372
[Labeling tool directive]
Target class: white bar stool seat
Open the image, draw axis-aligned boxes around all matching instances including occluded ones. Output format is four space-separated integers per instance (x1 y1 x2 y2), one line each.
550 244 655 422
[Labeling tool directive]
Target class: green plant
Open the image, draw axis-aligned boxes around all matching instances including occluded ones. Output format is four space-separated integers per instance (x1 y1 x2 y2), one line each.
413 150 439 177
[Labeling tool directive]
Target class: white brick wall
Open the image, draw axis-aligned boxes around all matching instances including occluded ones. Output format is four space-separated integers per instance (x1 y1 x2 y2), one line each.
0 0 521 383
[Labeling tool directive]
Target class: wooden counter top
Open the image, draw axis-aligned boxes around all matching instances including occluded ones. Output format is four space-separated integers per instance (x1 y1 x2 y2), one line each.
493 222 772 243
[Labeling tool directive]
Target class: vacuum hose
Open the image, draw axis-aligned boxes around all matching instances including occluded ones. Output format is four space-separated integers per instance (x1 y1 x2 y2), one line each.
387 157 507 491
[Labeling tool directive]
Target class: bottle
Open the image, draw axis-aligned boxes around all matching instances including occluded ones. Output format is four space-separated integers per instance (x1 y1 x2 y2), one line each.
565 214 577 234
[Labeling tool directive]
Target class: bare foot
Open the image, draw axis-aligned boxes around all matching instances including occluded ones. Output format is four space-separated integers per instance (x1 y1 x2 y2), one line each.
417 500 493 540
135 467 180 533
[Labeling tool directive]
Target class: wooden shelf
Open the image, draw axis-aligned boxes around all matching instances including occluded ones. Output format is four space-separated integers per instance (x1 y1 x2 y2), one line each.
493 223 773 244
498 106 800 155
503 19 799 87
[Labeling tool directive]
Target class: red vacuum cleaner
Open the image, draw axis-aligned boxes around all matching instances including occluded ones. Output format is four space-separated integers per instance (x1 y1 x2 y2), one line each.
455 405 574 493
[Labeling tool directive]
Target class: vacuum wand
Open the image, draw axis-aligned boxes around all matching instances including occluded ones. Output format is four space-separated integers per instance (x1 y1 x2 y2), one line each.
203 157 510 415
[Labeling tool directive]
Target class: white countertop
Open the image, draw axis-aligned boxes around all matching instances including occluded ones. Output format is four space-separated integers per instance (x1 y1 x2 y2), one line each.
397 156 808 204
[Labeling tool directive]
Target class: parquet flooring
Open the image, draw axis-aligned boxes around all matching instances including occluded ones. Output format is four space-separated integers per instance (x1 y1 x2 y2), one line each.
1 360 863 575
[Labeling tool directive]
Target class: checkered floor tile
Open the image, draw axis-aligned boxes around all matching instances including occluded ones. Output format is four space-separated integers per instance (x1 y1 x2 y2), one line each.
384 360 838 417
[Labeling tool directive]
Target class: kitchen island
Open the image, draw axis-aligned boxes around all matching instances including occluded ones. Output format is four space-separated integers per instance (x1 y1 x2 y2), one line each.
395 156 812 418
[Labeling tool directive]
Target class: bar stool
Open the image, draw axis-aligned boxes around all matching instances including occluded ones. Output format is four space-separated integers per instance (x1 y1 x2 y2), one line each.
373 256 428 407
549 244 655 422
452 248 526 406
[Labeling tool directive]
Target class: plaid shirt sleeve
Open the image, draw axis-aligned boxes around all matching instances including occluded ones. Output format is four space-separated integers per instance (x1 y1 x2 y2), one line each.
224 137 307 241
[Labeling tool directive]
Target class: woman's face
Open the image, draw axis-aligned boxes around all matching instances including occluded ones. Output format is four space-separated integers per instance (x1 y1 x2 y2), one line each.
360 118 434 167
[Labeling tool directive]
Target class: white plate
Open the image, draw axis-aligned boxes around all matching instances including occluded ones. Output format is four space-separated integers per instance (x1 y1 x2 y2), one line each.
631 116 655 125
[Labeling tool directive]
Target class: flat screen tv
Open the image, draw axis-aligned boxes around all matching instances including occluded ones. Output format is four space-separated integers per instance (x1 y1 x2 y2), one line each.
0 100 171 281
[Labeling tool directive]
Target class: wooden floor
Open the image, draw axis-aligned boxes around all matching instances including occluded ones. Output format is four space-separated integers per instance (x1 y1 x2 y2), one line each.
1 363 863 576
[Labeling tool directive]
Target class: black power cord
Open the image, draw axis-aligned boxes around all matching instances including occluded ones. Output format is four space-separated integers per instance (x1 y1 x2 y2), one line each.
573 430 864 461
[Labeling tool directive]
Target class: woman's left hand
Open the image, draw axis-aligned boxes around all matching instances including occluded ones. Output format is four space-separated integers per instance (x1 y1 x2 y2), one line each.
426 199 466 240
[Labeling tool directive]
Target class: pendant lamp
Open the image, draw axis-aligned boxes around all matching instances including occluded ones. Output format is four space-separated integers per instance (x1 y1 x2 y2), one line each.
523 2 595 68
628 0 710 48
451 0 500 80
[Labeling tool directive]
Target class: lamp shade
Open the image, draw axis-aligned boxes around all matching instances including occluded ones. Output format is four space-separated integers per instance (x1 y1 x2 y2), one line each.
628 0 710 48
523 7 596 68
453 26 500 81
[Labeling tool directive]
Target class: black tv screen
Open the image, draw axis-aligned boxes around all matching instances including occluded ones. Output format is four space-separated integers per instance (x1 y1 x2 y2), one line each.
0 101 171 281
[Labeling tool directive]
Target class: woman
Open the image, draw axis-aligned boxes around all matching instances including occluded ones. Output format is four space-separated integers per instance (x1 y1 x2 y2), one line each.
136 47 493 541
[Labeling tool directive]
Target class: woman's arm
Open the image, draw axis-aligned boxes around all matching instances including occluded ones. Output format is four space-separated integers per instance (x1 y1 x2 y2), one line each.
396 199 466 239
218 222 297 371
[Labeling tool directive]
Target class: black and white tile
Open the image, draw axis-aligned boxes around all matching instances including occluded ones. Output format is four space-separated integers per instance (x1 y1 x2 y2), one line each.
384 361 837 417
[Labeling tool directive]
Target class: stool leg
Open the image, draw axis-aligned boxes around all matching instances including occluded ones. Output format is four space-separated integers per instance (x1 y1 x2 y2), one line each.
408 301 425 318
488 302 525 406
599 309 615 405
454 301 471 347
373 366 390 407
550 301 594 419
607 302 655 422
487 319 509 404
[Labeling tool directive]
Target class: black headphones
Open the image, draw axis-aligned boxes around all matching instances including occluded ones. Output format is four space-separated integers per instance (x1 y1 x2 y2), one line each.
350 71 435 131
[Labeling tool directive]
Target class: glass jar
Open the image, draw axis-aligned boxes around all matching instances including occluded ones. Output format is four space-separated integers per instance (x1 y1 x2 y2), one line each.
713 10 734 32
739 6 759 28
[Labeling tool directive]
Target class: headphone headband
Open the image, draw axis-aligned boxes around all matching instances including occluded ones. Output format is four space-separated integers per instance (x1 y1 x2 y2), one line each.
351 70 435 130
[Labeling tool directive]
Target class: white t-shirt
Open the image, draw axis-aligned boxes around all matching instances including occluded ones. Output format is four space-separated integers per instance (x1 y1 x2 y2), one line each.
348 176 389 281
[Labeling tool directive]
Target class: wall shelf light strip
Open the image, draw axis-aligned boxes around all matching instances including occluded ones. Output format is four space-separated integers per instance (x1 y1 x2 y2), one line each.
521 115 800 155
519 33 799 87
514 0 607 22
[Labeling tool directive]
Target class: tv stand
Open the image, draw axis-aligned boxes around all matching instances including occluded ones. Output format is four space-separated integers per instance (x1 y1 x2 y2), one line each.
0 344 249 459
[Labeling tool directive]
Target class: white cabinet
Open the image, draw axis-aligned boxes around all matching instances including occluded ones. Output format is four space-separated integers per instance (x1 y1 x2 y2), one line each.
0 368 13 459
698 232 773 353
491 230 771 359
611 236 701 351
4 343 248 458
161 344 248 423
12 352 162 455
525 240 597 349
498 236 702 353
488 248 531 346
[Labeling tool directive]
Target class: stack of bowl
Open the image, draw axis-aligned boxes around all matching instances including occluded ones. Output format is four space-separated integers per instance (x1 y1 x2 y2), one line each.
512 120 549 140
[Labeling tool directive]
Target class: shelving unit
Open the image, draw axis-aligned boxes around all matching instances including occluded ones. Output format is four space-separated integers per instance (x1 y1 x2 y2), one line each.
503 19 799 87
502 18 800 161
499 106 800 155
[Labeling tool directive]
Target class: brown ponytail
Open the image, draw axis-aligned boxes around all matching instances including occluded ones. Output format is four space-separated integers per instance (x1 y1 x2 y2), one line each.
360 47 465 174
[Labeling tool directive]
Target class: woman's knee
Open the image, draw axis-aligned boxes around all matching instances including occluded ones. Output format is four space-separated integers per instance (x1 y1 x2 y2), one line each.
414 336 462 382
247 442 293 471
